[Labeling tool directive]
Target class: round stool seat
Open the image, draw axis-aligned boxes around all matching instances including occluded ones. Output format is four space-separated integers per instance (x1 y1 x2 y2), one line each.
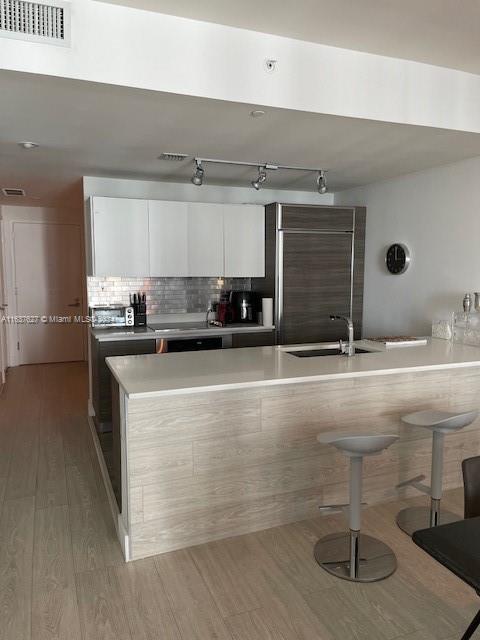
317 432 399 457
397 407 478 537
402 409 478 433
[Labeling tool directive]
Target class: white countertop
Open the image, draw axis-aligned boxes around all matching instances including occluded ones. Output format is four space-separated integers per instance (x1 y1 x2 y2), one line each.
91 323 275 342
106 338 480 398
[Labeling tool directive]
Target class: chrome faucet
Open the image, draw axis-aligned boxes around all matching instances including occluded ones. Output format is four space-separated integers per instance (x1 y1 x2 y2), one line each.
206 304 222 327
330 315 355 356
206 305 213 326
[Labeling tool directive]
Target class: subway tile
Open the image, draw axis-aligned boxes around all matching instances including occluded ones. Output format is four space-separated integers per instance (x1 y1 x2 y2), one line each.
87 277 251 314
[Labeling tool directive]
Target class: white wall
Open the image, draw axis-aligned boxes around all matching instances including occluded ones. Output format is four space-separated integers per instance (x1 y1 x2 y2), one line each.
2 0 480 133
335 156 480 337
83 176 334 206
0 205 86 366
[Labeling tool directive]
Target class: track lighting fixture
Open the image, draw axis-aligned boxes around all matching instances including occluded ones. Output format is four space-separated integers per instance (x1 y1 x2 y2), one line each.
191 160 204 186
317 170 328 194
192 158 328 194
251 167 267 191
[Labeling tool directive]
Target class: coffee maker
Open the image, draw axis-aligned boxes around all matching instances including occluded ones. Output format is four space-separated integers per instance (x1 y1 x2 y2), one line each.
230 291 255 323
217 290 234 325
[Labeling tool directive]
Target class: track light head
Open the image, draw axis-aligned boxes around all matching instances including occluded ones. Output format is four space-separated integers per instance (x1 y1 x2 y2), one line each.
251 167 267 191
317 170 328 194
191 160 204 186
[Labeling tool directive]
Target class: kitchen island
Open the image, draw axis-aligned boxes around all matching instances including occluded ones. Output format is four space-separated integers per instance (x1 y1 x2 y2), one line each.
89 320 276 433
103 339 480 560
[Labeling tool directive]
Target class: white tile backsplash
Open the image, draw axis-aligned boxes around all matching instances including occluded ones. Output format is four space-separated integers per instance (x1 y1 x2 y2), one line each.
87 277 250 314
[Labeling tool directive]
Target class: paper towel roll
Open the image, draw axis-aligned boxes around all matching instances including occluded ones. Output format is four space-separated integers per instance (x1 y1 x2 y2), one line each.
262 298 273 327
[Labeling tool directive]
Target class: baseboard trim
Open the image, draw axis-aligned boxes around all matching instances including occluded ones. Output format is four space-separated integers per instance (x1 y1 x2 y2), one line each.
118 518 130 562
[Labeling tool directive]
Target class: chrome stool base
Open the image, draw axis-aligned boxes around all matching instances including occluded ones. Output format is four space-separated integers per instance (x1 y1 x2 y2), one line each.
314 532 397 583
397 505 460 537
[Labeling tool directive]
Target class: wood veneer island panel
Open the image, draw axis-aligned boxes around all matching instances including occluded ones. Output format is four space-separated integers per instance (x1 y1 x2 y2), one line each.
114 365 480 561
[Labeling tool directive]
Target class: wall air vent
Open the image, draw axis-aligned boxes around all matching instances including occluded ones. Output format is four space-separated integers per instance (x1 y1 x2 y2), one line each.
0 0 70 46
158 153 189 162
2 188 26 196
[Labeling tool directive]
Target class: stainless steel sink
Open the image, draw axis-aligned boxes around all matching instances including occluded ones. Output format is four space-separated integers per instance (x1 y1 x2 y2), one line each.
287 347 373 357
283 342 377 357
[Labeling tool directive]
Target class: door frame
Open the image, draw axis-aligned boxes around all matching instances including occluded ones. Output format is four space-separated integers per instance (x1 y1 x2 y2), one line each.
4 219 87 367
0 220 7 384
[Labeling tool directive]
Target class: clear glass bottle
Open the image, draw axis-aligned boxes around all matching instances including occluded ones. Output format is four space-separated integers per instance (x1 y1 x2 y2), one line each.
463 293 472 313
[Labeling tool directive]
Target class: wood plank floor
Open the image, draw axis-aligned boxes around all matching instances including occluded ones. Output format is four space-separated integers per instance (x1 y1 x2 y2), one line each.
0 362 478 640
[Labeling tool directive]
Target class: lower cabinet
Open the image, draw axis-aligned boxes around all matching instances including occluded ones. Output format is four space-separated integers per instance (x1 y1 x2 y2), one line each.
90 336 156 429
232 331 275 348
91 331 275 429
110 379 122 512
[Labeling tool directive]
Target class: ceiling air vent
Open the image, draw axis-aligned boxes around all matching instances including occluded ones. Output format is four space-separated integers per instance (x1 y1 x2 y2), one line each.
2 188 26 197
158 153 189 162
0 0 71 46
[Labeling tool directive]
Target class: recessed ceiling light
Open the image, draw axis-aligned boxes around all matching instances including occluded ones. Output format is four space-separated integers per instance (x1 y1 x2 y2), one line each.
18 141 39 149
250 110 266 118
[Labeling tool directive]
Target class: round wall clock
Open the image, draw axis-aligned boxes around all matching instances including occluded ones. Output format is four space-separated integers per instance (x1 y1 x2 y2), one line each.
386 243 410 274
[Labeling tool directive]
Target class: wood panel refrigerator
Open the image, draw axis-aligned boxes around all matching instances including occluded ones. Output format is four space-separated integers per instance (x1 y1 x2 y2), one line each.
252 203 366 345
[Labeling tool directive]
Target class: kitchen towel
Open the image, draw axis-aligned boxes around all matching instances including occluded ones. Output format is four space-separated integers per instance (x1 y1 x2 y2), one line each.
262 298 273 327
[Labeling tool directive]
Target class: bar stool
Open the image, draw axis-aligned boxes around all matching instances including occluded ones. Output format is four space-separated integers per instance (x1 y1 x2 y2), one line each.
314 432 399 583
397 409 478 536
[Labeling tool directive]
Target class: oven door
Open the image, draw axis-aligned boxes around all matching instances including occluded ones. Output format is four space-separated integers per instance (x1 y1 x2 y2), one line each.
156 335 232 353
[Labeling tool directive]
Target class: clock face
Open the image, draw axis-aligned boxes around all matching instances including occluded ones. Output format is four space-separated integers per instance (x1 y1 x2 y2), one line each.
386 243 410 274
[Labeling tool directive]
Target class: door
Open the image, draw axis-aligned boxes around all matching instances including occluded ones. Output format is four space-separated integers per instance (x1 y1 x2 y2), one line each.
0 221 7 382
149 200 189 276
223 205 265 277
281 231 353 344
187 202 224 276
13 222 84 364
92 197 149 277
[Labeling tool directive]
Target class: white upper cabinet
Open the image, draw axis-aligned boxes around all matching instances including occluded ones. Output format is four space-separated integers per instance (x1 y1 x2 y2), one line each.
187 202 224 277
223 205 265 277
88 197 266 278
149 200 189 276
91 197 149 277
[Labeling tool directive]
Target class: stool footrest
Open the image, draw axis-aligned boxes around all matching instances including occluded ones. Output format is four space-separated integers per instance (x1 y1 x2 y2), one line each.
396 474 430 495
318 503 349 512
318 502 367 515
